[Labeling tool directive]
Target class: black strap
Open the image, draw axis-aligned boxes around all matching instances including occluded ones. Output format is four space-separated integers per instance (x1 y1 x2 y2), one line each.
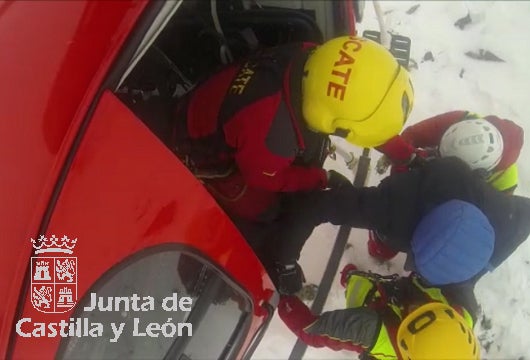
288 48 330 167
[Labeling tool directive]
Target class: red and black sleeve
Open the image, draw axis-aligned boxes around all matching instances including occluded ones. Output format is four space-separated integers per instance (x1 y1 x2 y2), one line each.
400 111 467 147
376 111 468 164
278 295 380 353
224 95 327 192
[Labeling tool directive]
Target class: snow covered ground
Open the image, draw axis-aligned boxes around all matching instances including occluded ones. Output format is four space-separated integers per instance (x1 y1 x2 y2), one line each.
253 1 530 359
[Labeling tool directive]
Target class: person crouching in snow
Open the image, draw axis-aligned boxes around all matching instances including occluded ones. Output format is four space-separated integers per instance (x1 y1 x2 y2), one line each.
169 35 414 290
278 201 488 359
279 277 480 359
272 157 530 294
368 111 524 261
279 273 480 359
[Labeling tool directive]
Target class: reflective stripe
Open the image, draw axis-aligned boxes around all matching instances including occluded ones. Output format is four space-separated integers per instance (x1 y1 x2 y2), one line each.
464 112 481 120
388 303 402 318
345 274 375 308
370 325 398 359
412 277 448 304
487 163 518 192
461 308 474 328
345 276 398 359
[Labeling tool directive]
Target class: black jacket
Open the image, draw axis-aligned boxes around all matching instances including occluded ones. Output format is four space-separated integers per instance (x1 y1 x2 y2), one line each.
277 157 530 271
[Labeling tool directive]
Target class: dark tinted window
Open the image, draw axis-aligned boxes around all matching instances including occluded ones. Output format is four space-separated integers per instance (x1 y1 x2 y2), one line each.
58 248 250 359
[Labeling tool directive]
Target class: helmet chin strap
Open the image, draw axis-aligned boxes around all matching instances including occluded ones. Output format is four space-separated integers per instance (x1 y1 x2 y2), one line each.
333 128 350 138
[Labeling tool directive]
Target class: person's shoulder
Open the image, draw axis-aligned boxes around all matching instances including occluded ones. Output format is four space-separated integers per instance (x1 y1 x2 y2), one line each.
424 156 472 173
512 195 530 214
419 157 484 192
484 115 524 133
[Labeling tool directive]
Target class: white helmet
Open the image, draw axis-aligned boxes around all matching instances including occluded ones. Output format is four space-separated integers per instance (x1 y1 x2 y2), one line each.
439 119 503 171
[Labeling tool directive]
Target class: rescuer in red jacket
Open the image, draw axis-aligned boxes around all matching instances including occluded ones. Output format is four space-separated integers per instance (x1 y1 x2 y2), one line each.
171 35 414 290
368 110 524 261
378 111 523 189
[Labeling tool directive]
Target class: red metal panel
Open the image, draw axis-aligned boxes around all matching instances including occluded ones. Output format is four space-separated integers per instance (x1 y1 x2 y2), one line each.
10 91 274 358
0 0 147 356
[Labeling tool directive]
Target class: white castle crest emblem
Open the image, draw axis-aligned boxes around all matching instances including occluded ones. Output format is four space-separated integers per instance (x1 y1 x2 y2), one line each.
30 235 78 313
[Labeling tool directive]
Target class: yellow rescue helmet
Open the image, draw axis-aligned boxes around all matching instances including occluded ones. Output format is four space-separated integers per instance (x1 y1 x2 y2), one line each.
302 36 414 147
397 302 480 360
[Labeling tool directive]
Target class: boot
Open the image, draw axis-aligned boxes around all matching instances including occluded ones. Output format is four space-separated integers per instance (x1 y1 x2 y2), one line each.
274 262 305 295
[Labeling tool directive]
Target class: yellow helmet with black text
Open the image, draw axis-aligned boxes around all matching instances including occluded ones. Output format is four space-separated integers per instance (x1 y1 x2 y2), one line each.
302 36 414 148
397 302 480 359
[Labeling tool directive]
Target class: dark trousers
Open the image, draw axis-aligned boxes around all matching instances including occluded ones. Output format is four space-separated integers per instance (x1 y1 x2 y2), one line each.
227 191 326 271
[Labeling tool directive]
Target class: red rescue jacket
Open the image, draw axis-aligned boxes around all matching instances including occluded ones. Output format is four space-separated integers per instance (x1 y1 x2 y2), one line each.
176 43 329 219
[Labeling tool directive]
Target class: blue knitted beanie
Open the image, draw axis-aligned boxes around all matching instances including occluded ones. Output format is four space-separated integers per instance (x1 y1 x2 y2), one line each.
411 199 495 285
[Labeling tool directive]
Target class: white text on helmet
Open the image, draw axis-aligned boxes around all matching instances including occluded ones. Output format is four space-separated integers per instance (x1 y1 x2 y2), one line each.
327 37 365 101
